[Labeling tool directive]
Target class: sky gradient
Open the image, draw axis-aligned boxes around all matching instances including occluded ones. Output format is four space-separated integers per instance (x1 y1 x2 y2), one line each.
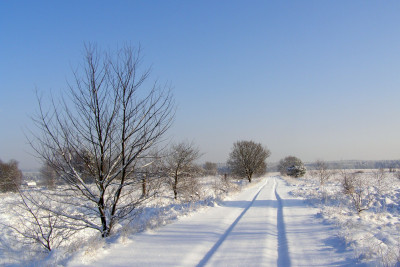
1 1 400 170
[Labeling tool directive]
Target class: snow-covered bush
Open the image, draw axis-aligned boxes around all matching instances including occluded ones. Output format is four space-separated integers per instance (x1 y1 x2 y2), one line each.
212 174 239 197
287 165 307 178
278 156 306 178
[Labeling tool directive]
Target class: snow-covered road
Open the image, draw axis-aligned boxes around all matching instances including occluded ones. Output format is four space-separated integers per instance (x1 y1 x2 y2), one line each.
69 176 362 266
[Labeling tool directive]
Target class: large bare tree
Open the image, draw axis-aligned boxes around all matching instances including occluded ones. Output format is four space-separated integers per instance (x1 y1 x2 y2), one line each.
30 45 174 237
227 140 270 182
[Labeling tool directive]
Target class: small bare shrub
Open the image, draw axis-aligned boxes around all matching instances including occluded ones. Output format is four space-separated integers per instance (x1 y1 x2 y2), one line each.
312 160 334 185
212 174 238 197
372 168 390 194
179 176 202 202
340 170 375 214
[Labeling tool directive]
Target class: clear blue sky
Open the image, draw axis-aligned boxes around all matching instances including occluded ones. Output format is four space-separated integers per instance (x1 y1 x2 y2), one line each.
1 1 400 170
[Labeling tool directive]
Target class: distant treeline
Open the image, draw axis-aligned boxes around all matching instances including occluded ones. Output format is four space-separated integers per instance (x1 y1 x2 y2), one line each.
268 160 400 172
24 160 400 182
216 160 400 174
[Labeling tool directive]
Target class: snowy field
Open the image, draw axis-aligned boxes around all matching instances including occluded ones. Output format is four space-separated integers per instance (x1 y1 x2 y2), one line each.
1 171 400 266
288 169 400 266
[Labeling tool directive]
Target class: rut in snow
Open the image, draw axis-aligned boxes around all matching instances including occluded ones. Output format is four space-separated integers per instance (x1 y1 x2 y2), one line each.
196 181 268 267
275 179 291 267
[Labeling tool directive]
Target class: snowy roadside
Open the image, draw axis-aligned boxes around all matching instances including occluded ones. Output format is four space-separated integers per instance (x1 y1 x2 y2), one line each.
286 170 400 266
0 175 265 266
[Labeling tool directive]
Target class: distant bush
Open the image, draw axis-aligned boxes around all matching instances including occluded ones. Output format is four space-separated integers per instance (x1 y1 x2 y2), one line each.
278 156 306 178
0 159 22 192
287 164 307 178
203 162 218 176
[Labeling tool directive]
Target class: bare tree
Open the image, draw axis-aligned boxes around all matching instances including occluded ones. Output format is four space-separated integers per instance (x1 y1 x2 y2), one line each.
29 44 174 237
313 160 333 185
227 140 270 182
163 142 202 200
0 159 22 192
40 161 58 189
136 150 164 198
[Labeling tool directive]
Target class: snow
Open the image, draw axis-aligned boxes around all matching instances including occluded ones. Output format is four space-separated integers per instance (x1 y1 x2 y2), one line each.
289 170 400 266
67 176 360 266
2 172 399 266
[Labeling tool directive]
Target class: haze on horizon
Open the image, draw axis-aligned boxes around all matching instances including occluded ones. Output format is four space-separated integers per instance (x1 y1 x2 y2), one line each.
1 1 400 170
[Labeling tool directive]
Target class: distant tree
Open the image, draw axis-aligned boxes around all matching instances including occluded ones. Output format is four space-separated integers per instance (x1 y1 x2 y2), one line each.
137 150 164 198
0 159 22 192
278 156 306 178
40 162 58 189
40 148 97 189
29 44 174 238
227 140 270 182
163 142 202 200
312 160 333 185
203 162 218 176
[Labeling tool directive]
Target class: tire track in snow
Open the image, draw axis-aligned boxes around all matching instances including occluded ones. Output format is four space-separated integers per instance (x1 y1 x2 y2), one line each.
275 178 291 267
196 181 268 267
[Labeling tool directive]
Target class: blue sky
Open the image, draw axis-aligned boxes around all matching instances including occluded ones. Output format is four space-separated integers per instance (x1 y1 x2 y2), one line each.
1 1 400 170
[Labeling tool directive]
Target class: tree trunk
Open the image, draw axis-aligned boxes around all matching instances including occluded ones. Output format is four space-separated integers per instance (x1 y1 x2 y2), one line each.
142 175 147 197
173 174 178 200
98 197 108 237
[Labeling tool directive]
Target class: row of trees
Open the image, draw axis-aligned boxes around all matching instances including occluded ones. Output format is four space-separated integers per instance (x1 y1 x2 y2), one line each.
0 151 307 196
0 152 310 195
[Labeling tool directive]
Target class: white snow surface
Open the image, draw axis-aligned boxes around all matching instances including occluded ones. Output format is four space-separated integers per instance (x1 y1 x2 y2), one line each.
68 176 362 267
290 170 400 266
